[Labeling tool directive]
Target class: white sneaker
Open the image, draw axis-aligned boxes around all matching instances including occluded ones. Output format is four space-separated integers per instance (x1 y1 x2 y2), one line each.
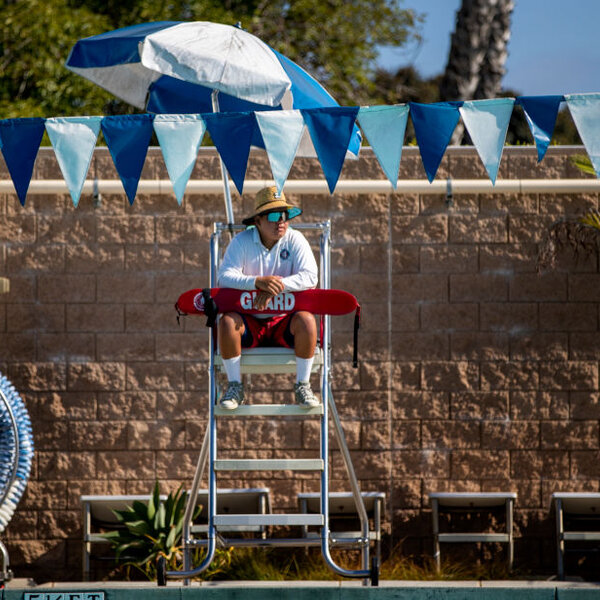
220 381 244 410
294 382 319 408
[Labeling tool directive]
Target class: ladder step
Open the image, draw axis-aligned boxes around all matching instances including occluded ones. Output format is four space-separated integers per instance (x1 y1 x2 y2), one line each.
214 459 324 471
215 404 324 416
214 514 324 527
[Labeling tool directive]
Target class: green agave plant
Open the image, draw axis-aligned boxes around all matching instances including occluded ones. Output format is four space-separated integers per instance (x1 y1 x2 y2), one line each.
101 481 210 581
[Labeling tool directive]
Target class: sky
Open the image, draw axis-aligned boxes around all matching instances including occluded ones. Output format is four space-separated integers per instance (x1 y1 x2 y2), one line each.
378 0 600 97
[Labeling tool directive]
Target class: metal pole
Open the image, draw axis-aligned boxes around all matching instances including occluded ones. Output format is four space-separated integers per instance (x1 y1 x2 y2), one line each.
506 497 514 570
166 231 221 581
432 498 441 571
181 428 210 584
318 222 370 582
211 91 235 227
556 498 565 580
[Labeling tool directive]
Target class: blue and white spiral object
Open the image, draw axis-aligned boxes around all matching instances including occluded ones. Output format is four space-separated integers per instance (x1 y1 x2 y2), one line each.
0 374 34 533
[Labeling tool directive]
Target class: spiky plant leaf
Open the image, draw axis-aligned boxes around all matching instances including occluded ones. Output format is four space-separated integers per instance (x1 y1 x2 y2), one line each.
131 501 151 520
154 502 166 530
146 481 159 521
580 209 600 231
571 154 597 176
126 519 151 536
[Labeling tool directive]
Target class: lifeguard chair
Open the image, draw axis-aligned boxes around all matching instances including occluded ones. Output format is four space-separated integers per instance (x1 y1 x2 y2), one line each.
160 221 379 586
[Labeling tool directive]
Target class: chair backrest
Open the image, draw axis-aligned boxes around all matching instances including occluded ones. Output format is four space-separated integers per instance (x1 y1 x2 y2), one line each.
429 492 516 509
81 494 167 526
298 492 385 517
82 489 271 527
553 492 600 515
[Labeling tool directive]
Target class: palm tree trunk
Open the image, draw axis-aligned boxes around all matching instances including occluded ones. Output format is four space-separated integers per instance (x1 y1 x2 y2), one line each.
439 0 514 144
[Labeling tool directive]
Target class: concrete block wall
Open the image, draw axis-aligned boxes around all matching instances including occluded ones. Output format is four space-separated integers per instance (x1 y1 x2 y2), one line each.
0 145 598 579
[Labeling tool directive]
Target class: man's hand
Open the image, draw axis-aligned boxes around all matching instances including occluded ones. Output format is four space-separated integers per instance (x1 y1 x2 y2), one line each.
253 290 273 311
255 275 284 296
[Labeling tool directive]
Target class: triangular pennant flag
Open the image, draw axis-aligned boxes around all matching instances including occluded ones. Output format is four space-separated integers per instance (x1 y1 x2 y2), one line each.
45 116 102 207
459 98 514 184
203 112 256 195
409 102 462 182
516 95 563 162
302 106 360 193
566 93 600 177
255 110 305 193
358 105 409 189
0 118 45 206
153 114 206 205
101 114 154 205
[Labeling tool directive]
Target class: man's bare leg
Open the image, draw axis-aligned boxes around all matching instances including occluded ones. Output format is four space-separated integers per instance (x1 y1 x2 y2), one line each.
219 312 245 360
290 311 317 359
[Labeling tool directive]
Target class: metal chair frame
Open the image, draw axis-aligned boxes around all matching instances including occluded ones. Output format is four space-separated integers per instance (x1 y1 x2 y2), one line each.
430 492 516 571
164 221 378 585
553 492 600 580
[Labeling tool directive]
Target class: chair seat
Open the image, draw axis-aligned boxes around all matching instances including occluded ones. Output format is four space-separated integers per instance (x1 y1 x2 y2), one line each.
216 347 323 374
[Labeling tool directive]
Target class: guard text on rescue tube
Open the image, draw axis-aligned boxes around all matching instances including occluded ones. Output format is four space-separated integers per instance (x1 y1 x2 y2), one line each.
240 291 295 311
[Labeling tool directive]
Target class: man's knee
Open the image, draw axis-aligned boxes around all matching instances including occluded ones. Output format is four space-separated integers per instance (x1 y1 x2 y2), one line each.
291 311 316 336
219 312 244 335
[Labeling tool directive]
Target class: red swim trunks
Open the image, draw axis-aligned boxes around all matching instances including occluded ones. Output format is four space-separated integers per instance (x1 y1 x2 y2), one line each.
240 313 295 348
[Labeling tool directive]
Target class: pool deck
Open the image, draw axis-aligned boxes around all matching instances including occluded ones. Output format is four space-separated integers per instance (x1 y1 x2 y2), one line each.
5 579 600 600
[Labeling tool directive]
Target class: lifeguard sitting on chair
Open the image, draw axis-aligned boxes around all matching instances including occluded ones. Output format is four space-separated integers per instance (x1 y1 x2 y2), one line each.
217 186 319 410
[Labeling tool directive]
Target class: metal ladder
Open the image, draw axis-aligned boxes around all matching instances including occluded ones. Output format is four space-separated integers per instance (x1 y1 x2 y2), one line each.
160 221 379 586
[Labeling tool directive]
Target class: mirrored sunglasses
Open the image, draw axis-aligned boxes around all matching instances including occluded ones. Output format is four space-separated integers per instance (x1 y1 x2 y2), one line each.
263 207 301 222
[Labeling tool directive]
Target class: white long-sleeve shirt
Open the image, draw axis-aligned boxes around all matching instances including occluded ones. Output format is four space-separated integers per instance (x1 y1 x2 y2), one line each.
217 226 318 292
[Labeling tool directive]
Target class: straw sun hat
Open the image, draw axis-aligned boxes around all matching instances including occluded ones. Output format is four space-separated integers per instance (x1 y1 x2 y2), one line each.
242 186 302 226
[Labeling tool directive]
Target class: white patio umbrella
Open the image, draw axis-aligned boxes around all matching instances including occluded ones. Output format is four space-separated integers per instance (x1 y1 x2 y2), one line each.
66 21 361 221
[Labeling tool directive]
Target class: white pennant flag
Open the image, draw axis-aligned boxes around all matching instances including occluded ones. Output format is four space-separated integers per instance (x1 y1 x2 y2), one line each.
566 93 600 177
45 116 102 206
459 98 515 184
358 105 409 189
255 110 305 193
153 114 206 204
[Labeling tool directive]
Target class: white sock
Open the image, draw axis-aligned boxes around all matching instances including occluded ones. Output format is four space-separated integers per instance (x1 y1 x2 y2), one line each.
296 356 314 383
222 356 241 383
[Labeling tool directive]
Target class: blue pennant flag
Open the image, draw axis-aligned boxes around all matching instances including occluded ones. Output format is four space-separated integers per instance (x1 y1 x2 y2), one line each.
0 118 45 206
459 98 514 184
358 105 409 189
101 114 154 204
565 93 600 177
203 112 256 195
45 116 102 207
255 110 305 194
409 102 462 182
516 95 564 162
302 106 360 193
154 114 206 205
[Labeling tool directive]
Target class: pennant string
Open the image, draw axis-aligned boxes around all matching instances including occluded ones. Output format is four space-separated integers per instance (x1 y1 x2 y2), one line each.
2 94 600 208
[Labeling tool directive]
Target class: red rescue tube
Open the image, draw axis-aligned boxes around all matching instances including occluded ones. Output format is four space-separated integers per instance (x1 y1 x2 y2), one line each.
175 287 362 367
176 288 359 317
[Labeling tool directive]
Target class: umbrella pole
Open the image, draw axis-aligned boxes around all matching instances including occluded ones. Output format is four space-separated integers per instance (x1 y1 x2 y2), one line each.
211 91 235 228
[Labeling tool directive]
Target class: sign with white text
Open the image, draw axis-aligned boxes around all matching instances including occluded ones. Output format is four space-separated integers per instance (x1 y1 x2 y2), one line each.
24 593 105 600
